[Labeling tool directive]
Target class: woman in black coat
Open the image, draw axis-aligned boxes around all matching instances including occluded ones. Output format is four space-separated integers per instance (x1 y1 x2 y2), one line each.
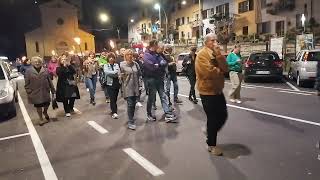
56 55 80 117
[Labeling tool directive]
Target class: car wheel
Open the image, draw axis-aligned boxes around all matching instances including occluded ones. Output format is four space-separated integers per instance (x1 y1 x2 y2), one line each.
8 101 17 118
297 74 303 87
244 76 249 83
15 92 18 103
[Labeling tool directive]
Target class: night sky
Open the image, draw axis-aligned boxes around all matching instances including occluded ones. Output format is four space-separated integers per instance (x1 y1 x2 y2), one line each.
0 0 148 59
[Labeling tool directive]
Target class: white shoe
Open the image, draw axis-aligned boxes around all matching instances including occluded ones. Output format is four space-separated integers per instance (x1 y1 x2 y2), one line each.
136 102 143 107
112 113 119 119
65 113 71 117
229 99 236 103
236 99 242 104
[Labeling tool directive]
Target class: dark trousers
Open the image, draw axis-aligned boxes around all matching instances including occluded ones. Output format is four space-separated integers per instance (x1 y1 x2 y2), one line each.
187 74 196 99
107 86 120 114
63 98 75 113
200 93 228 146
126 96 137 124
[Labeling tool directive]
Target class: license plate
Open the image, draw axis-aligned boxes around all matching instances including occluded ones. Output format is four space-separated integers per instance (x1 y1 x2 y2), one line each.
256 71 270 75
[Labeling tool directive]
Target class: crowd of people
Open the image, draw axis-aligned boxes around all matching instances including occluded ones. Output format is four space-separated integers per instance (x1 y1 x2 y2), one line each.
20 33 320 156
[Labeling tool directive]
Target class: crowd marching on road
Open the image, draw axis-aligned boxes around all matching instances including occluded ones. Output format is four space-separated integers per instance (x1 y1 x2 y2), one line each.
17 33 320 157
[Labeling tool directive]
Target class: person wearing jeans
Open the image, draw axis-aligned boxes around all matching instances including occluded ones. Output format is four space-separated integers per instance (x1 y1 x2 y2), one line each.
164 44 182 106
227 45 243 104
196 33 229 156
56 55 80 117
104 53 121 119
120 49 142 130
83 51 99 105
143 40 177 123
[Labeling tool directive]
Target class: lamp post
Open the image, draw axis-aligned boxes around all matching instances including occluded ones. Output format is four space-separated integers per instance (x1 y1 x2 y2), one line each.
199 0 202 39
154 3 168 41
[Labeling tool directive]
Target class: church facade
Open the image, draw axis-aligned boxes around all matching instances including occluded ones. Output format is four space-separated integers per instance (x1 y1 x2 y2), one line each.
25 0 95 58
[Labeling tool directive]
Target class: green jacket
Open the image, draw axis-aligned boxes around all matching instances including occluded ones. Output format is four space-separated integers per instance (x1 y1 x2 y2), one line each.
227 52 242 72
98 57 108 67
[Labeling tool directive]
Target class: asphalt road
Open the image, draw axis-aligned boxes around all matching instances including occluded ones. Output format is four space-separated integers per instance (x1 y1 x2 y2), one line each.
0 75 319 180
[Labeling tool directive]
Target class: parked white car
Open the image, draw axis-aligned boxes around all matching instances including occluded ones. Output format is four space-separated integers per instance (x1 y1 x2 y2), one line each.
288 49 320 86
176 52 189 74
0 60 19 117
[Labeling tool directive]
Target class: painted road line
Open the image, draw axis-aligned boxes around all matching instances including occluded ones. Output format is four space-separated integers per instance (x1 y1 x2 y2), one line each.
278 91 312 96
226 82 316 94
87 121 109 134
177 93 320 127
0 133 30 141
285 81 300 91
123 148 165 176
18 92 58 180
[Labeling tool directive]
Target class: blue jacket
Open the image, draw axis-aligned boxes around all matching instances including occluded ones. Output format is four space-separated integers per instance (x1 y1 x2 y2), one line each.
143 50 167 79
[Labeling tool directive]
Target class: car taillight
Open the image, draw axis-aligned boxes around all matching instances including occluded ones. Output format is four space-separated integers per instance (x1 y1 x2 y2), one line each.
273 60 282 68
245 60 254 68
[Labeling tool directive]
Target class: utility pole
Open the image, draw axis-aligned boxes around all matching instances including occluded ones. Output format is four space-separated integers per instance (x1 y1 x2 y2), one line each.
199 0 202 39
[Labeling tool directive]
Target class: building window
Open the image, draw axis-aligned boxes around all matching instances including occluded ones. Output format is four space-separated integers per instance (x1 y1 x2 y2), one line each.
216 3 229 18
178 2 181 10
239 0 254 13
257 21 270 34
196 14 199 20
193 0 197 4
276 21 285 36
176 18 180 27
181 17 185 25
85 42 88 50
296 14 302 28
187 17 190 23
188 32 190 38
243 26 249 35
57 18 64 25
35 41 39 53
181 31 185 38
261 0 267 8
211 8 215 16
202 10 208 19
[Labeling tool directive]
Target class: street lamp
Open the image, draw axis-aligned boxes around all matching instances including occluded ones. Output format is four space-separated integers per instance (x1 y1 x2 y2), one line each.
99 13 109 23
130 19 135 23
154 3 168 42
301 14 306 33
182 0 187 5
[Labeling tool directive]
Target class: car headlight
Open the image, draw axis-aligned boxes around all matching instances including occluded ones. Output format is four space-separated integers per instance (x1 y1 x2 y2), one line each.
0 88 9 98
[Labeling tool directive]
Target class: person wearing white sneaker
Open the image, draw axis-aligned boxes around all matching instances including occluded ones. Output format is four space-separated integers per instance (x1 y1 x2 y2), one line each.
112 113 118 119
136 102 143 107
227 45 243 104
104 53 121 119
236 99 242 104
65 113 71 117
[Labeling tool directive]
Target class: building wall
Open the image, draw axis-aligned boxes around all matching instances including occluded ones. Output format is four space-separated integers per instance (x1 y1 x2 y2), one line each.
234 0 257 36
128 17 153 43
169 0 199 40
25 0 94 58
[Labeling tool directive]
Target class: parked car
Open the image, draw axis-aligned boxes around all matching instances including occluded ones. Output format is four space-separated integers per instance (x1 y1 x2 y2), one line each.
176 52 189 75
288 49 320 87
243 51 283 82
0 60 19 117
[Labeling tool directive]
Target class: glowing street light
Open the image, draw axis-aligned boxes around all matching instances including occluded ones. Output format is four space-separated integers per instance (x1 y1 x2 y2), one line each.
154 3 160 10
74 37 81 45
110 40 115 49
301 14 306 32
100 13 109 23
182 0 187 5
130 19 135 23
51 50 56 56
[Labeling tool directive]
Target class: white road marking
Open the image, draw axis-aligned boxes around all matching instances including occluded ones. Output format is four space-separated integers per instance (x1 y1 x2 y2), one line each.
278 91 312 96
177 93 320 127
18 92 58 180
87 121 109 134
285 81 301 91
0 133 30 141
123 148 165 176
225 82 316 94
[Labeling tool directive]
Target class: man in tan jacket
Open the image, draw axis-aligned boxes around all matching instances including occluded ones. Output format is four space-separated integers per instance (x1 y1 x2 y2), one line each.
195 33 229 156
